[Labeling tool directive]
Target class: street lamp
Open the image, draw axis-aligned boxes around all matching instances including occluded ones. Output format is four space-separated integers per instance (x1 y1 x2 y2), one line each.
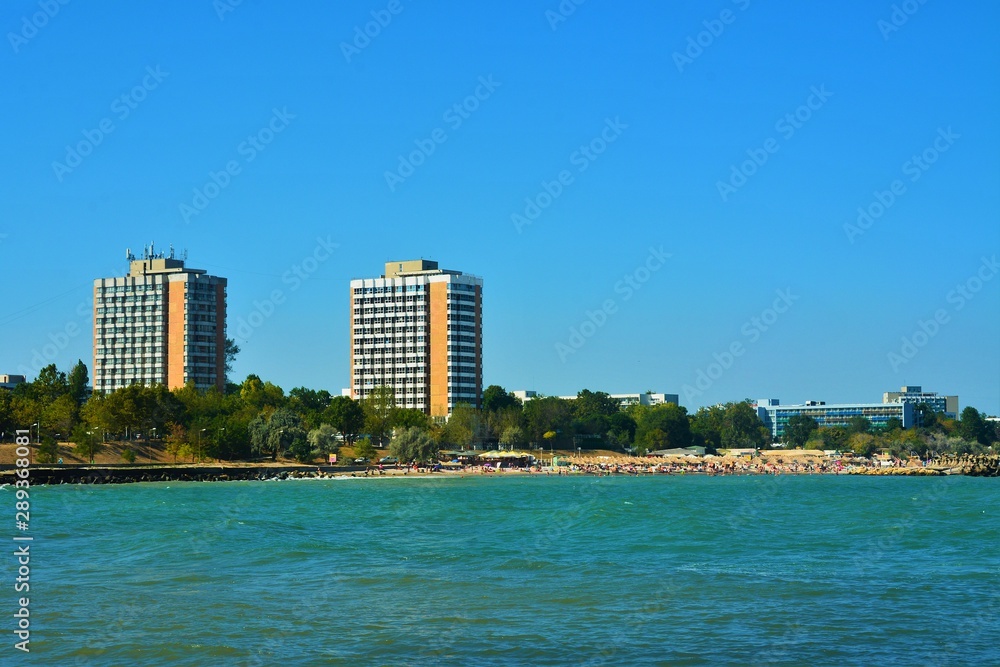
32 422 39 444
199 428 207 462
150 428 157 464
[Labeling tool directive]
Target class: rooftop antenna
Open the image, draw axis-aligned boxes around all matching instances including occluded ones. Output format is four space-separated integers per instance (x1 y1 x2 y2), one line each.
169 244 175 259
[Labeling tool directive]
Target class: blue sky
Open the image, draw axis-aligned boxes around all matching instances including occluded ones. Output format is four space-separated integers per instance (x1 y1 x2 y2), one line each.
2 0 998 414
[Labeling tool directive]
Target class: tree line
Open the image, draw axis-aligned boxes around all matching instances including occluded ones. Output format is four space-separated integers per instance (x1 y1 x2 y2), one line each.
1 363 996 463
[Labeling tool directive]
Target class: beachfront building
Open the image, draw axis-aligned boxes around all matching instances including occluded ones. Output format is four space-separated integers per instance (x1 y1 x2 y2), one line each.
882 385 958 420
753 398 913 440
350 259 483 419
93 245 227 393
512 391 679 409
0 374 26 391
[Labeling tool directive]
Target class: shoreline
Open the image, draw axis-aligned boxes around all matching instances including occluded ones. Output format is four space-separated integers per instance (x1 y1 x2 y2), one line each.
2 455 997 485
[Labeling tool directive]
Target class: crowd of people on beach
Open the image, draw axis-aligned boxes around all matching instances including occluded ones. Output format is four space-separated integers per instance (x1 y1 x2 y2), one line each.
345 452 1000 478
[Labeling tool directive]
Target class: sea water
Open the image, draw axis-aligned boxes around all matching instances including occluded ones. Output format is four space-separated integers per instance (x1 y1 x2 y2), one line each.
14 474 1000 665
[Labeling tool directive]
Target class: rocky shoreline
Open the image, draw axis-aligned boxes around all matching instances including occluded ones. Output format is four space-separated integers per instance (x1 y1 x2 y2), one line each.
0 464 364 485
2 454 998 485
848 454 1000 477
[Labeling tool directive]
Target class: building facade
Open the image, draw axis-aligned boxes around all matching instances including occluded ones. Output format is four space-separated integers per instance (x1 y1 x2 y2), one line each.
93 247 227 393
513 391 679 409
883 385 958 420
753 398 913 440
350 260 482 418
0 374 26 391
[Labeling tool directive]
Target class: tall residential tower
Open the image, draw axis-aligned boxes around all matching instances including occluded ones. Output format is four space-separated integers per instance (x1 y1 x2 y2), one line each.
93 246 227 393
350 260 482 418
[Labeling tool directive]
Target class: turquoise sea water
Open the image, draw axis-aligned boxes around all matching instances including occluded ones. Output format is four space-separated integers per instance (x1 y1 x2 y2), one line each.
13 475 1000 666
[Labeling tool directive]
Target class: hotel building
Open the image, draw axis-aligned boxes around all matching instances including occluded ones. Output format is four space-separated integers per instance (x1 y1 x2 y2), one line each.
93 246 227 393
350 260 482 418
513 391 679 409
753 399 913 440
882 385 958 420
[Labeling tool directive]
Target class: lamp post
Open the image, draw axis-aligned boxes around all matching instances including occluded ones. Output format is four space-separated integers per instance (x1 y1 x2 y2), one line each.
150 428 157 464
32 422 39 444
199 428 207 463
86 431 94 464
217 427 226 462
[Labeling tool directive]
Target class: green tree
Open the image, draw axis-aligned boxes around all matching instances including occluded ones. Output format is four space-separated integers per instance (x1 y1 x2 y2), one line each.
248 414 271 459
392 408 430 430
71 425 102 463
499 425 527 449
354 437 377 461
288 387 332 429
33 364 68 403
915 403 939 431
574 390 620 419
36 435 60 464
389 427 439 462
691 405 725 451
810 426 848 451
846 415 871 435
882 417 904 433
121 447 137 463
606 412 637 451
287 434 316 463
308 424 340 458
482 385 520 413
324 396 365 445
268 408 306 460
848 432 877 457
523 397 574 446
721 402 765 449
441 403 484 449
42 394 77 437
633 403 691 454
362 386 395 446
164 422 187 463
67 360 89 405
783 415 818 448
959 406 991 445
224 338 240 378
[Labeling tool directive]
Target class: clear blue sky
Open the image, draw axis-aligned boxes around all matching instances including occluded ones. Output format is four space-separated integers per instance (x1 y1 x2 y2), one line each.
2 0 998 414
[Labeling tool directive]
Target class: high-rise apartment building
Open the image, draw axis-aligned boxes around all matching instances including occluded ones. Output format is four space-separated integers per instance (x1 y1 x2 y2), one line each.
93 245 227 393
350 260 482 418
